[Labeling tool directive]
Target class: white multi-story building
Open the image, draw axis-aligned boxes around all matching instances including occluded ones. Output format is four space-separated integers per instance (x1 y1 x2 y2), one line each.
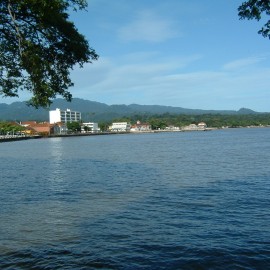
82 122 99 133
49 108 81 124
111 122 131 132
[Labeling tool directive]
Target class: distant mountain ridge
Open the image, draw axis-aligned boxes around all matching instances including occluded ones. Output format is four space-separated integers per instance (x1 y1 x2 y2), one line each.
0 98 261 122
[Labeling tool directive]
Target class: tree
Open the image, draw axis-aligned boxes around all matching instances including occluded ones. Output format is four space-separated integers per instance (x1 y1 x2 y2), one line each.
67 121 81 133
0 0 98 107
238 0 270 39
99 122 109 132
149 118 167 130
0 121 25 134
83 125 90 132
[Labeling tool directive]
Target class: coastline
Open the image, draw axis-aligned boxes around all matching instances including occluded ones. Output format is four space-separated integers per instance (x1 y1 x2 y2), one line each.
1 126 269 143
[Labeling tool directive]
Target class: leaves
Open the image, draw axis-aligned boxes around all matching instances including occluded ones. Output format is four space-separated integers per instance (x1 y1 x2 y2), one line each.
0 0 98 107
0 121 25 134
238 0 270 39
67 121 81 132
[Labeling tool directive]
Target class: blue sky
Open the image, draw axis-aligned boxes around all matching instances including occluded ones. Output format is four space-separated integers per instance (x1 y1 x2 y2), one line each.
2 0 270 111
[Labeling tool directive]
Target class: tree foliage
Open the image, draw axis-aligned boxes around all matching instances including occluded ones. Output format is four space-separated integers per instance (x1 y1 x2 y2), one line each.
98 122 110 132
115 113 270 129
0 121 25 134
238 0 270 38
67 121 81 132
0 0 98 107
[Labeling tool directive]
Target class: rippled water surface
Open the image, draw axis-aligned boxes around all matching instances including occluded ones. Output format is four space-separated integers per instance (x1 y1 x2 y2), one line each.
1 128 270 269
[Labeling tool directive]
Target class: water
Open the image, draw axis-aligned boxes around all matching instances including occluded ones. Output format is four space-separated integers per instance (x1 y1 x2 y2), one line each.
0 128 270 269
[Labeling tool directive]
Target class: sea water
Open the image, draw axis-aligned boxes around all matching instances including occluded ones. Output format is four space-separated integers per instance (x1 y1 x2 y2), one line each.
0 128 270 269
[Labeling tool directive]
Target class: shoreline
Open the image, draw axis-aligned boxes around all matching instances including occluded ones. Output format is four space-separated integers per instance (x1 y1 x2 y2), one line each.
0 126 269 143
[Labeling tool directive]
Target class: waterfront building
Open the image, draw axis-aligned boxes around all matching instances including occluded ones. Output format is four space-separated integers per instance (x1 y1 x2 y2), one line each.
21 121 38 127
130 121 152 132
111 122 131 132
183 124 198 130
19 120 69 135
82 122 99 133
165 125 180 131
49 108 81 124
21 121 53 135
182 122 207 131
53 123 68 134
198 122 207 129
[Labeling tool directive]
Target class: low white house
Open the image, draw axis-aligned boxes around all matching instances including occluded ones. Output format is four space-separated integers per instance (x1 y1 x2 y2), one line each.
182 122 207 131
111 122 131 132
198 122 207 129
165 126 180 131
53 123 68 134
82 122 99 133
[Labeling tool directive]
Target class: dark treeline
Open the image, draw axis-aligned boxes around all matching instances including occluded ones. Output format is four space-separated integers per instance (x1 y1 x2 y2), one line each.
111 113 270 129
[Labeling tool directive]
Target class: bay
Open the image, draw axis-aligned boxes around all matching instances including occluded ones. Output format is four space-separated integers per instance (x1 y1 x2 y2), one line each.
0 128 270 269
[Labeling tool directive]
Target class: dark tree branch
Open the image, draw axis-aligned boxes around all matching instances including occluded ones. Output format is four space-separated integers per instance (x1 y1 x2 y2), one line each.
0 0 98 107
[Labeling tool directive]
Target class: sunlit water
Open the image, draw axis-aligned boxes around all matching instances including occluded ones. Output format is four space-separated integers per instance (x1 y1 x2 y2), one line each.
1 128 270 269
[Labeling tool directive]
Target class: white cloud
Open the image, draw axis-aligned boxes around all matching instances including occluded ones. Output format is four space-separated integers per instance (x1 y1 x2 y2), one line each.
118 10 179 42
223 56 266 71
71 54 202 96
69 52 270 111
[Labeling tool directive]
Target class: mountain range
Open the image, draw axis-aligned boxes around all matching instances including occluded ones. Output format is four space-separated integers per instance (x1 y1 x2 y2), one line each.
0 98 260 122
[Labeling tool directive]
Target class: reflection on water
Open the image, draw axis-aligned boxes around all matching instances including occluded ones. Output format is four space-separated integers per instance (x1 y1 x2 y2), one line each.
47 138 67 195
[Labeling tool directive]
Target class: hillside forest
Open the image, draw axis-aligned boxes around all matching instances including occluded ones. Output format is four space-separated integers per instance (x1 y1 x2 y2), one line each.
100 113 270 131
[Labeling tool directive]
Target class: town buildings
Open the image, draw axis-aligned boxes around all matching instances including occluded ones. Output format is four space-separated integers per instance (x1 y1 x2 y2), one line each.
2 107 210 137
48 109 101 134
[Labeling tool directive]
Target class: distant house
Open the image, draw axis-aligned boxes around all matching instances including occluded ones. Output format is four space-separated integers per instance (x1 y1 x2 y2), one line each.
52 123 68 135
198 122 207 129
21 121 53 135
110 122 131 132
33 123 53 135
130 121 151 132
182 122 207 131
21 121 67 135
165 125 180 131
20 122 36 135
182 124 198 131
21 121 37 127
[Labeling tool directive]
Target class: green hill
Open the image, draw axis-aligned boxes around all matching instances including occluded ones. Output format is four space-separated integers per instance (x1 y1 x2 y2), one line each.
0 98 261 122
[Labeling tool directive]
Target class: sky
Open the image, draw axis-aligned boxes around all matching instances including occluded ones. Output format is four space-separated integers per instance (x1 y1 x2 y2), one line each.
2 0 270 112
